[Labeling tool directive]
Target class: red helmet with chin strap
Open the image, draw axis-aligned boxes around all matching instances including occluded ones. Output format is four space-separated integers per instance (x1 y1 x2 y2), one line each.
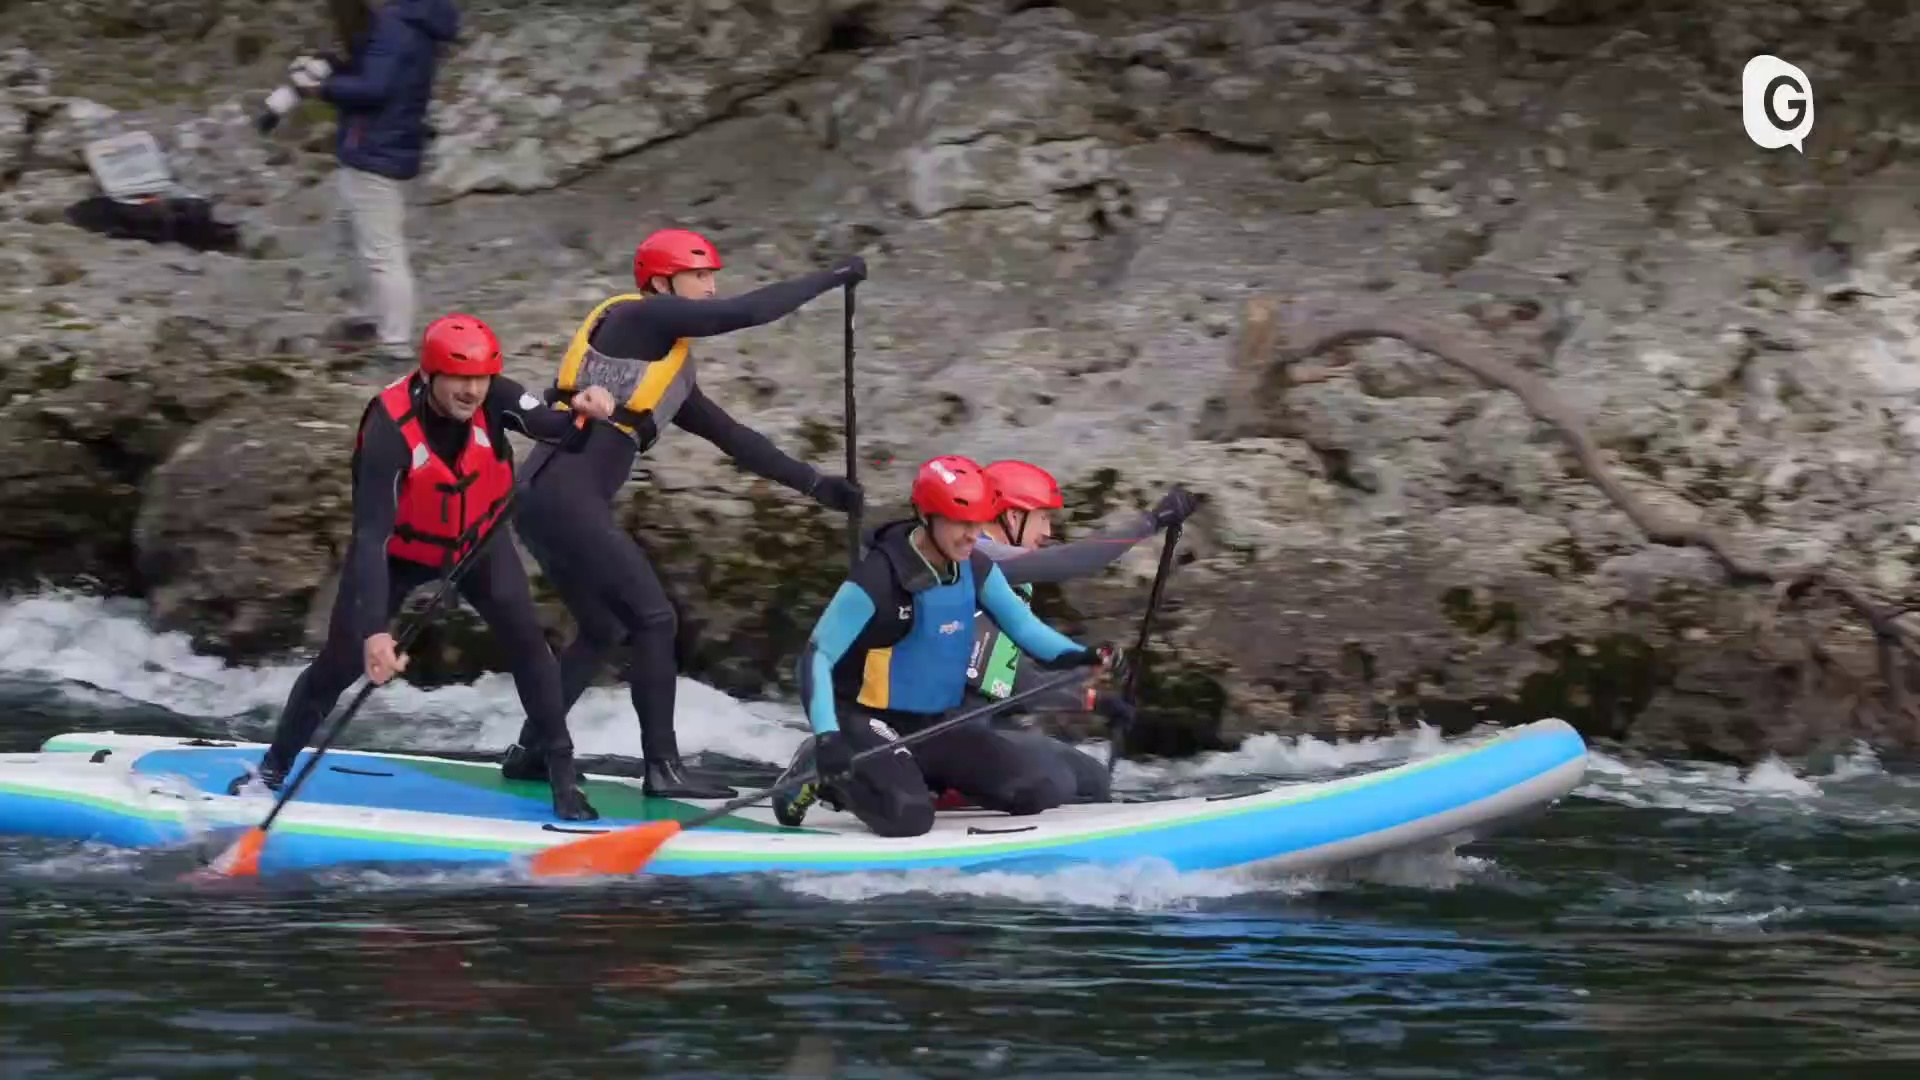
911 455 1000 524
634 228 723 289
983 460 1063 511
419 313 504 377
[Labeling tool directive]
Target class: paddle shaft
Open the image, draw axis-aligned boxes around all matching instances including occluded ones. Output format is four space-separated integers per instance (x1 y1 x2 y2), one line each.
675 668 1093 834
1111 523 1181 775
1124 523 1181 704
252 418 581 834
842 283 860 569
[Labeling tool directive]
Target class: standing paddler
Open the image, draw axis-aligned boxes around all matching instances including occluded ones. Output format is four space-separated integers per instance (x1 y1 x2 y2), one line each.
504 228 868 799
231 313 618 821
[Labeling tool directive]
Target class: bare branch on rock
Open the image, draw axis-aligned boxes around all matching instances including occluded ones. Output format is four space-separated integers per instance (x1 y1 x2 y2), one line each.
1222 296 1920 730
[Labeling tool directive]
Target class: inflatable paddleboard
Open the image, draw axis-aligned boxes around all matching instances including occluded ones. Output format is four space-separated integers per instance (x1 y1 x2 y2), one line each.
0 719 1588 878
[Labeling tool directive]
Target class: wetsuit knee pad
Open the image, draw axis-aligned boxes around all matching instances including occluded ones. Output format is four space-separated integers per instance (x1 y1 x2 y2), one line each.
833 767 935 838
575 620 629 653
853 791 935 838
487 603 555 656
998 726 1105 803
599 578 675 649
1059 744 1112 802
838 724 934 838
993 768 1075 817
633 600 676 641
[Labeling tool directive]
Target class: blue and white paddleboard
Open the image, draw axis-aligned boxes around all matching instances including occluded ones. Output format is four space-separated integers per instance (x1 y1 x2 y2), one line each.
0 720 1588 878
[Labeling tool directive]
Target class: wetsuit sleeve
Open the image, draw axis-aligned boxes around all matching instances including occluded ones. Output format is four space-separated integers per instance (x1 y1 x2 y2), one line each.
672 384 822 494
802 581 878 735
982 513 1158 586
487 376 581 445
346 410 407 643
977 561 1081 662
637 270 843 338
318 14 411 109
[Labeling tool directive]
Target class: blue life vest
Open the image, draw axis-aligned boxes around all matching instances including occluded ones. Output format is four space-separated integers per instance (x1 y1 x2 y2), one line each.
856 557 980 715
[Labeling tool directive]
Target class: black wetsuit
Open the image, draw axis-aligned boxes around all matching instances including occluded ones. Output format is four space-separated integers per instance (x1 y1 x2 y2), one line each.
511 270 857 793
248 373 597 819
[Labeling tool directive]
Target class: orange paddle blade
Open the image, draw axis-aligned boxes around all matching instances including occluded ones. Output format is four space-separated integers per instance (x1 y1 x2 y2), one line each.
527 820 684 878
206 827 268 878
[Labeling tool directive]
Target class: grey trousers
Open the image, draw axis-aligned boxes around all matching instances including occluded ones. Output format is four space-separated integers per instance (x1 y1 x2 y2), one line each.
333 165 415 352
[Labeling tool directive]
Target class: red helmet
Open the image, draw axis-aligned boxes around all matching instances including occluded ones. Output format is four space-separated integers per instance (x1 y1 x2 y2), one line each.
983 460 1063 511
419 313 503 377
633 228 723 287
911 455 1000 523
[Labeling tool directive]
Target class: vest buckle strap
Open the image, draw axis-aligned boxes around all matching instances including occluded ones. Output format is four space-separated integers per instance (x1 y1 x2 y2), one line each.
392 523 457 548
434 472 479 495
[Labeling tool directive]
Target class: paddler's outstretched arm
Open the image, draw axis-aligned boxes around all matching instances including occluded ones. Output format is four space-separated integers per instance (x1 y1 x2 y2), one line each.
976 512 1157 586
974 559 1084 662
978 488 1198 586
672 385 824 495
593 265 858 352
345 410 408 643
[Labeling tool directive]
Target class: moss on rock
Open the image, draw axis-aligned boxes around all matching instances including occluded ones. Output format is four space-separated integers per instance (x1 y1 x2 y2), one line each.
1124 654 1233 758
1439 585 1521 644
1408 630 1668 740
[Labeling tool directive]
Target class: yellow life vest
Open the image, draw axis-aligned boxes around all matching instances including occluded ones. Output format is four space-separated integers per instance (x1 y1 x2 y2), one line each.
549 293 695 445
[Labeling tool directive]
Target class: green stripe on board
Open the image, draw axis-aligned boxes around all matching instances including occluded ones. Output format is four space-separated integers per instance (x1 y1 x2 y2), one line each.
395 757 794 834
35 737 808 834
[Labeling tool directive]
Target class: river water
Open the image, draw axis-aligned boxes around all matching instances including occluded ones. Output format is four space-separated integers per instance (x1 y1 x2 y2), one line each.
2 593 1916 1078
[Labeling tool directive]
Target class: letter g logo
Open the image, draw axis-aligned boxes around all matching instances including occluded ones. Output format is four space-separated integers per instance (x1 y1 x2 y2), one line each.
1741 55 1815 153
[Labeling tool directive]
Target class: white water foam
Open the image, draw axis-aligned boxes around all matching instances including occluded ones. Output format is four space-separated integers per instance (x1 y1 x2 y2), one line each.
0 591 809 766
1574 741 1920 825
778 859 1287 912
774 846 1501 912
1108 722 1459 796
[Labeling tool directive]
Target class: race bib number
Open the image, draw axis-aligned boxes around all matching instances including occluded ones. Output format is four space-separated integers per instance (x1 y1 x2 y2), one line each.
971 629 1023 700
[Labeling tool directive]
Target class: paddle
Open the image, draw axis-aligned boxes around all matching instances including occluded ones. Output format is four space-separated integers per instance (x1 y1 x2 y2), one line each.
841 282 860 568
1109 523 1182 777
203 413 586 878
525 666 1095 879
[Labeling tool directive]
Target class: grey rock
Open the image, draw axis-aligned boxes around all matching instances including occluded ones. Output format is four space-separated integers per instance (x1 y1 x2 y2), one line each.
0 1 1918 762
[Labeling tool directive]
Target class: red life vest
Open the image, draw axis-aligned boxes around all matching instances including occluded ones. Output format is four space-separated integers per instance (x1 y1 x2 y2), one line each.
359 375 515 569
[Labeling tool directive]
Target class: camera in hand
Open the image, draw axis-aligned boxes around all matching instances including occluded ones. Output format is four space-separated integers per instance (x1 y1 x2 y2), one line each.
256 56 332 134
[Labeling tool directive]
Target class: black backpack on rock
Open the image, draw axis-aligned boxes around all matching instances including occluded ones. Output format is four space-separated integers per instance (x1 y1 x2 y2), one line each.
64 193 242 254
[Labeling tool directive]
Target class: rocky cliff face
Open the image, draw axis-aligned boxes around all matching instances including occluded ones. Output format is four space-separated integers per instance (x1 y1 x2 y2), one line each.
3 0 1919 762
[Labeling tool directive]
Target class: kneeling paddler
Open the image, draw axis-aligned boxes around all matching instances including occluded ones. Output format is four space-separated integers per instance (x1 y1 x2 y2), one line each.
950 459 1198 805
771 455 1117 838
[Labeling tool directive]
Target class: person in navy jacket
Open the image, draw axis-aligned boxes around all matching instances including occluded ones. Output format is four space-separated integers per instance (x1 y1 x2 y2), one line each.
297 0 462 364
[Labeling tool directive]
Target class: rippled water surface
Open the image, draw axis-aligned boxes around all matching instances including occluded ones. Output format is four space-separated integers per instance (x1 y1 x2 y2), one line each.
3 594 1917 1077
